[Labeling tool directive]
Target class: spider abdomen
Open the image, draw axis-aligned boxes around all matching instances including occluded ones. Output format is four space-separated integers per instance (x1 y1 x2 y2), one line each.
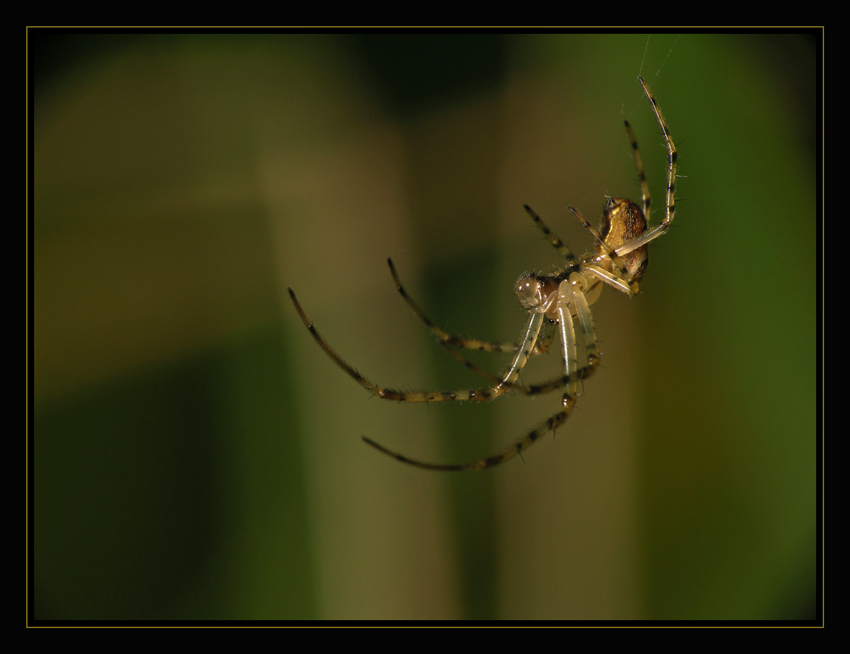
599 196 649 283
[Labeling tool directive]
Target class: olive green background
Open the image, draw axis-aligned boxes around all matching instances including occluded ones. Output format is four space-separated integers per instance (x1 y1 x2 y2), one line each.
32 31 818 621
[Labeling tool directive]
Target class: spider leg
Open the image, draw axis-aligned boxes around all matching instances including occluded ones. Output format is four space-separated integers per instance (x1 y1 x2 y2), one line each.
569 276 600 370
288 287 545 403
363 278 601 471
639 76 677 230
424 321 586 399
435 323 555 387
523 204 576 264
362 396 575 471
614 76 677 256
387 258 541 354
557 280 579 402
624 120 650 222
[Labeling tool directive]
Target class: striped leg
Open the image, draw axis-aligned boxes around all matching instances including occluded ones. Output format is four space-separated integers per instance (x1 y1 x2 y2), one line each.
611 76 677 258
288 288 545 403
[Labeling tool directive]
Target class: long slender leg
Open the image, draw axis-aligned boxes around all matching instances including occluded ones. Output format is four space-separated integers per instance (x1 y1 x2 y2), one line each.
614 76 677 256
436 324 554 388
639 75 677 232
523 204 576 264
570 277 600 372
388 258 538 355
362 392 576 471
289 287 544 403
556 280 579 411
624 120 650 222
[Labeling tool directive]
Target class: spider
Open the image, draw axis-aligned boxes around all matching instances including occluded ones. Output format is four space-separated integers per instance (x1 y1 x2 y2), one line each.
288 75 677 471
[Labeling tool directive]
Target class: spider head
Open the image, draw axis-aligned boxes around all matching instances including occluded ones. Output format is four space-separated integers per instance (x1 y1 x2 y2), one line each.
516 272 559 318
599 196 649 284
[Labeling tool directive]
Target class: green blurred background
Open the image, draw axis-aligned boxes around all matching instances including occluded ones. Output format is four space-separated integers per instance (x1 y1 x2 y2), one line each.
31 31 818 621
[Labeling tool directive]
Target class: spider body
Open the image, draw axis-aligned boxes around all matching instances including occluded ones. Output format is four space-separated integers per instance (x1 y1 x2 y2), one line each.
289 76 677 471
519 195 649 323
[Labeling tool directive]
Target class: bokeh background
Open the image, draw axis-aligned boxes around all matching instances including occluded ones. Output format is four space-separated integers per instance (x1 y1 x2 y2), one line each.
31 31 818 621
